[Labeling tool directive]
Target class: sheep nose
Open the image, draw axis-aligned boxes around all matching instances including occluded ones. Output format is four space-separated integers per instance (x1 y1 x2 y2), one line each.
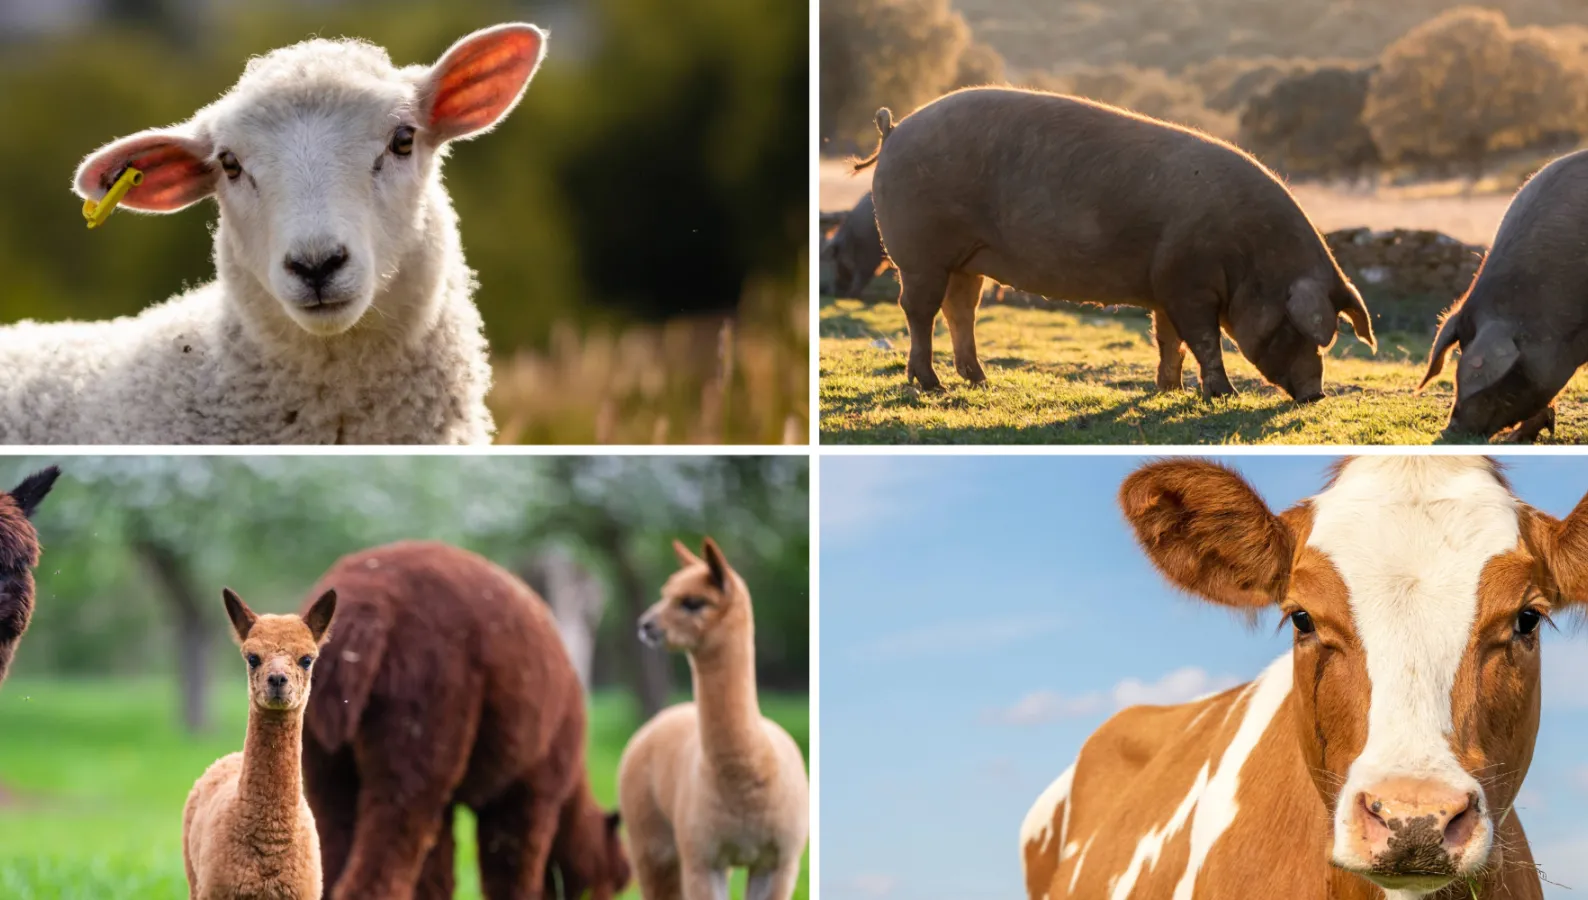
266 673 288 689
284 245 349 290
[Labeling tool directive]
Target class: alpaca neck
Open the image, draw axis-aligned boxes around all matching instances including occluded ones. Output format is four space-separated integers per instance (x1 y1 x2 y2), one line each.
689 614 769 785
238 705 305 826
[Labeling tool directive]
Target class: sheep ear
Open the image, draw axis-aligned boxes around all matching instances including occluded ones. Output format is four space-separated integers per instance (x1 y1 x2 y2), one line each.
9 466 60 520
223 588 257 643
1456 320 1520 403
75 128 215 213
303 589 338 645
422 23 546 143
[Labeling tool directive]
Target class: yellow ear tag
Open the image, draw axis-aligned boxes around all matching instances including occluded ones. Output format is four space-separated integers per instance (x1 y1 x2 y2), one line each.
82 166 144 230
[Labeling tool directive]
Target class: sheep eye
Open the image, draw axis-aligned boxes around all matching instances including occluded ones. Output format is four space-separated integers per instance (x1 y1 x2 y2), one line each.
1516 608 1542 636
218 151 242 180
679 596 708 612
1290 610 1316 636
390 125 415 157
299 655 315 669
246 653 261 669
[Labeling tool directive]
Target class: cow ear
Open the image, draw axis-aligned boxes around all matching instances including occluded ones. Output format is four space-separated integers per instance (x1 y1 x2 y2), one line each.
1286 277 1338 348
1120 460 1294 609
1419 306 1463 392
1456 320 1520 403
1525 503 1588 610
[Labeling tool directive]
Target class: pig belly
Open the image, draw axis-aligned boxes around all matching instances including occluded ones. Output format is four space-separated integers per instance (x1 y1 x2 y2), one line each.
966 243 1158 310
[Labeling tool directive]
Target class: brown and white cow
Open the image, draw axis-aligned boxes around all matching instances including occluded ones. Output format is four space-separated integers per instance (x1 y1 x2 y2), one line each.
1021 456 1582 900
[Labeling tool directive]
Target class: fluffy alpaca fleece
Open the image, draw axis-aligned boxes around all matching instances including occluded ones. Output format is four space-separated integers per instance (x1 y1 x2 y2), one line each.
0 24 549 444
183 589 337 900
299 541 625 900
0 467 60 687
619 538 810 900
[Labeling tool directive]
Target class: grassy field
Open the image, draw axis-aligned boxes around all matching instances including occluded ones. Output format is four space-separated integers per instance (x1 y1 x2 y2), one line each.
0 680 809 900
820 298 1588 445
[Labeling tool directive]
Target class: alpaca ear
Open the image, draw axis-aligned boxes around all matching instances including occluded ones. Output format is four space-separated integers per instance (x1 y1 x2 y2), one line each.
421 23 546 143
303 589 337 645
701 537 729 591
223 588 257 643
75 128 216 213
9 466 61 520
604 810 621 832
673 539 703 569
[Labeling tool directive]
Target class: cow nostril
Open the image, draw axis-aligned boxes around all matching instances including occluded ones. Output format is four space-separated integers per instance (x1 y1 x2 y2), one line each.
1443 794 1478 848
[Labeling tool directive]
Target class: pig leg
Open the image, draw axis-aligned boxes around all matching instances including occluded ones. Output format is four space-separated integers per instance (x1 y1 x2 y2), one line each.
1151 308 1186 391
942 271 987 385
1168 303 1236 399
898 268 949 391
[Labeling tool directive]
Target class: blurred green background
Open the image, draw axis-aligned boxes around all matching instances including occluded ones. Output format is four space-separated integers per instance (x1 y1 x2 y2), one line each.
0 0 809 444
0 455 810 898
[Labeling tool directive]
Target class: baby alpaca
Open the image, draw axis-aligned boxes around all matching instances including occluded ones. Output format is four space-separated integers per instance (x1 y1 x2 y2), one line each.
183 588 337 900
618 538 809 900
0 466 60 687
0 23 548 444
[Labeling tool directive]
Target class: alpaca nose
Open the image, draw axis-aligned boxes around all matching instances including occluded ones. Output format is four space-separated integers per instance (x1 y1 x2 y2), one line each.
267 673 288 689
638 617 664 648
283 245 349 291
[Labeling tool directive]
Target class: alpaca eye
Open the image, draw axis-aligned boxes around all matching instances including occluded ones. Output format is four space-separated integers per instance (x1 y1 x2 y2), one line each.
390 125 415 157
246 653 261 669
680 596 708 612
299 655 314 669
218 151 242 180
1290 610 1316 636
1516 608 1542 636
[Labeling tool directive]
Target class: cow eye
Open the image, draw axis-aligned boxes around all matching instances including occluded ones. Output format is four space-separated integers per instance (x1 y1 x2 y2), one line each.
1515 608 1542 636
680 596 708 612
1289 610 1316 635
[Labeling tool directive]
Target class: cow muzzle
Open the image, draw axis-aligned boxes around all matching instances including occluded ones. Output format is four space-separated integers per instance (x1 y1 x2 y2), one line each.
1338 777 1489 891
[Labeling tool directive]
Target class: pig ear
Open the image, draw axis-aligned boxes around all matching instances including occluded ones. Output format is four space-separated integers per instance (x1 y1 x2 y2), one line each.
75 128 216 213
421 23 546 143
1285 278 1338 348
1455 320 1520 403
1119 459 1294 609
1418 307 1464 392
222 588 257 644
1334 281 1376 351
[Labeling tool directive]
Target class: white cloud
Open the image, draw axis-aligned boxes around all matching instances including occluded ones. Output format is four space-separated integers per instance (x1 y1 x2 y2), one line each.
819 457 937 541
984 667 1241 726
832 874 899 898
849 614 1066 663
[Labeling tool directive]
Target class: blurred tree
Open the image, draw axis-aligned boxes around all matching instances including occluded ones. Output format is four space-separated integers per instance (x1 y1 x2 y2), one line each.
1239 64 1379 178
8 455 807 732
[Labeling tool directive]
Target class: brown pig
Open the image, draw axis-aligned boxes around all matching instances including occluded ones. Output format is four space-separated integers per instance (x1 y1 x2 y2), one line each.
820 192 887 297
1419 149 1588 441
856 88 1374 400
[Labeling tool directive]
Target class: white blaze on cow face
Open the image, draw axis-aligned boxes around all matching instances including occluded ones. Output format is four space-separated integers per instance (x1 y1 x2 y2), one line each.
1306 457 1515 887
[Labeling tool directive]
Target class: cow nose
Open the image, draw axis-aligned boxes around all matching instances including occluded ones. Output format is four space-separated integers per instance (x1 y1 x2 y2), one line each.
266 673 288 689
1352 779 1481 864
283 245 349 290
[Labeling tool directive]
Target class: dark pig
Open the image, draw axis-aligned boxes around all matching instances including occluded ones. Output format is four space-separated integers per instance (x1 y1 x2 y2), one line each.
820 192 887 297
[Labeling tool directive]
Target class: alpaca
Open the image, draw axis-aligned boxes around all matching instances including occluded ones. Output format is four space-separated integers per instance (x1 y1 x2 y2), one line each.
0 466 60 687
618 538 809 900
0 23 547 444
546 776 632 900
298 540 626 900
183 588 337 900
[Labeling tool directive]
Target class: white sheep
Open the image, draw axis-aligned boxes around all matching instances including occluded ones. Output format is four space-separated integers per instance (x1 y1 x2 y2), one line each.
0 23 547 445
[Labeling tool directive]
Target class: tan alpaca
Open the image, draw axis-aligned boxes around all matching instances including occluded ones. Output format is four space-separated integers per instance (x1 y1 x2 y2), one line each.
618 538 809 900
183 588 336 900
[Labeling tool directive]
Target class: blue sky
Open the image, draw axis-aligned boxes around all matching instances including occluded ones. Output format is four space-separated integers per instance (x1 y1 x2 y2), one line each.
819 454 1588 900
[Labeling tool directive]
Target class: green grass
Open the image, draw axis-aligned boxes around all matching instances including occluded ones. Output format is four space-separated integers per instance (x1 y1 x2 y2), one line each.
820 298 1588 444
0 679 809 900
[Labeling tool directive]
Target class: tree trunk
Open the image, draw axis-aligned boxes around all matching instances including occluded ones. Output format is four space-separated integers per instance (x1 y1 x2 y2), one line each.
131 531 209 733
520 547 606 691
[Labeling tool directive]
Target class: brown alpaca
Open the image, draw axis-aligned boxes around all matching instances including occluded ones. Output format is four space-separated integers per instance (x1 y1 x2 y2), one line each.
298 540 630 900
183 588 337 900
618 538 809 900
0 466 59 689
544 775 632 900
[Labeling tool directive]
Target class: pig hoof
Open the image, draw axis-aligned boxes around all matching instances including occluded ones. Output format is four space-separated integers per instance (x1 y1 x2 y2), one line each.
1155 378 1185 391
957 362 987 385
910 371 945 393
1200 383 1236 401
1293 392 1324 405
